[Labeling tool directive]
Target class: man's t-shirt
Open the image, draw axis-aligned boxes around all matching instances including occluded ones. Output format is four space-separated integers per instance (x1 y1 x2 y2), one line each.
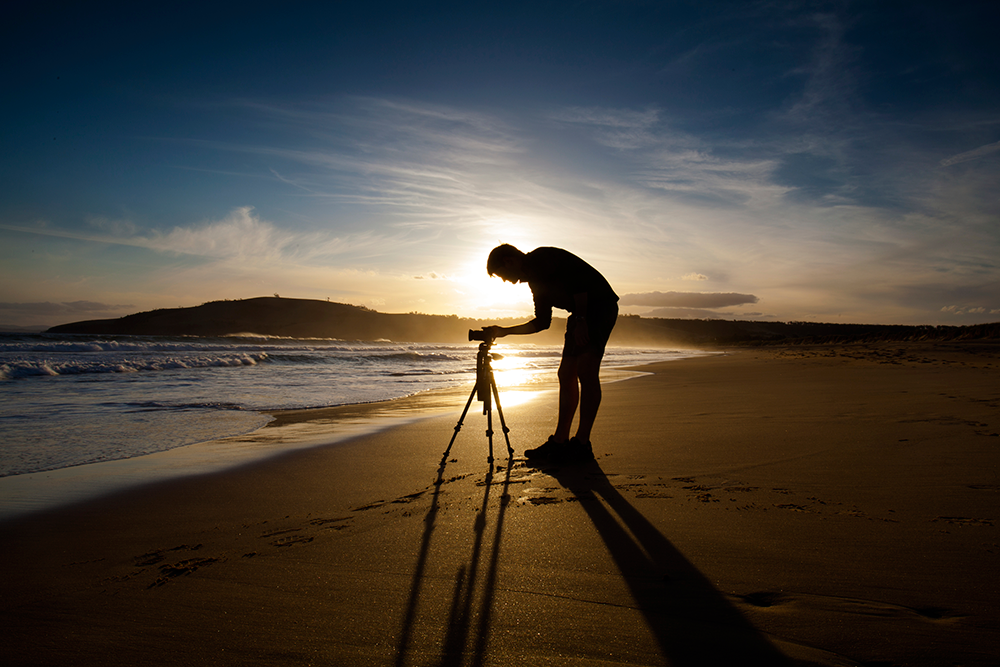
522 247 618 330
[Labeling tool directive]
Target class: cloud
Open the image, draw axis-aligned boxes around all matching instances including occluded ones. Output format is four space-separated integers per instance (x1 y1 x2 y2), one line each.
940 140 1000 167
549 107 662 150
100 207 395 266
0 301 134 320
643 307 739 320
8 78 996 328
0 301 133 314
187 99 550 244
620 291 759 309
175 98 830 281
783 13 858 125
86 215 139 236
771 152 844 202
940 304 997 316
144 207 284 259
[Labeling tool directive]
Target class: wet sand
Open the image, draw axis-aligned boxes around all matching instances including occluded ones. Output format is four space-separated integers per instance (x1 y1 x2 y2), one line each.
2 342 998 666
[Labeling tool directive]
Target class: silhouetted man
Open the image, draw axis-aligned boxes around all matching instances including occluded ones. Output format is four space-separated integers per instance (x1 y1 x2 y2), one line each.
482 244 619 462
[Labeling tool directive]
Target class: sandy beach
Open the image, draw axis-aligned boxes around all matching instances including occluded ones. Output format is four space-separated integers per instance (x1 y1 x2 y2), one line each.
2 342 998 666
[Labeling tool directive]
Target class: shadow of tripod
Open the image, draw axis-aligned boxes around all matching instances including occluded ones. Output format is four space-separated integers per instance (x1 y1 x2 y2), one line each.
394 334 516 667
445 336 514 470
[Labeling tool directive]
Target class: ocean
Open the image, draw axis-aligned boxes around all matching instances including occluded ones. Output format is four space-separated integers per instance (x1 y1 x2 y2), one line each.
0 332 706 517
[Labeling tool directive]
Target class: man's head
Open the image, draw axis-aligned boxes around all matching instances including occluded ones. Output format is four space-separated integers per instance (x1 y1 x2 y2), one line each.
487 244 526 283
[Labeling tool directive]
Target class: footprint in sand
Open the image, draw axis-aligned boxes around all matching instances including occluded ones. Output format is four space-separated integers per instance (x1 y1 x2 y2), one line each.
309 517 353 530
934 516 994 527
259 528 302 539
271 535 314 547
133 543 203 567
525 495 563 505
148 557 220 588
735 590 964 624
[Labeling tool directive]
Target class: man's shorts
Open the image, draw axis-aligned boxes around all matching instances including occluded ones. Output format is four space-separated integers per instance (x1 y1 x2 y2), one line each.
564 301 619 358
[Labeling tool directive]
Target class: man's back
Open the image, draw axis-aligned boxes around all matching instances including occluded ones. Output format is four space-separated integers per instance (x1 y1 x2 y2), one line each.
522 247 618 314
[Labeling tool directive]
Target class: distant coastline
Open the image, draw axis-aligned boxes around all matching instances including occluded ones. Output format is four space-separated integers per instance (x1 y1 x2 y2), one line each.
45 296 1000 346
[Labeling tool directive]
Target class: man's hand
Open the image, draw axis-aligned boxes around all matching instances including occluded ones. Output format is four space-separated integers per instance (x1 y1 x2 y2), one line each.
484 325 505 340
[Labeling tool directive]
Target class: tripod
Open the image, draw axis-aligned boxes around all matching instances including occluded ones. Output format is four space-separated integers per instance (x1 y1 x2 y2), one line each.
446 338 514 469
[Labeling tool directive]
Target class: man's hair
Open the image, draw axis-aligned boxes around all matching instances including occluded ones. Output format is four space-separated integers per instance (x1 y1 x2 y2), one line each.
487 244 524 276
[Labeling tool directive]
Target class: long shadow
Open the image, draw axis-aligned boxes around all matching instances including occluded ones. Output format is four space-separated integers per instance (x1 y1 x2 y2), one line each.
437 461 512 667
393 434 451 667
546 461 792 666
394 424 784 664
394 425 512 667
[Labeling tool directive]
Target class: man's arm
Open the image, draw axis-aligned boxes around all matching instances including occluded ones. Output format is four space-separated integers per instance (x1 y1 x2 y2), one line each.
487 294 554 339
486 291 591 340
487 318 547 339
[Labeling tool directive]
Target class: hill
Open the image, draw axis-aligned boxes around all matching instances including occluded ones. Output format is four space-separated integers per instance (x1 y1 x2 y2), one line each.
45 297 567 344
46 296 1000 346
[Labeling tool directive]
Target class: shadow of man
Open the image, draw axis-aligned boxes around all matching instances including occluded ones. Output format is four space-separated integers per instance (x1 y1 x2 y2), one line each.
546 460 792 667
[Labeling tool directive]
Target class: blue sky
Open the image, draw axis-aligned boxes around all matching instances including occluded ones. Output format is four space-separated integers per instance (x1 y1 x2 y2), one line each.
2 1 998 328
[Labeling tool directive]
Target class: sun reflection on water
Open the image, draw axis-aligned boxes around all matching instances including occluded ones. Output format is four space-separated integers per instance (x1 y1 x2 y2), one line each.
484 344 556 407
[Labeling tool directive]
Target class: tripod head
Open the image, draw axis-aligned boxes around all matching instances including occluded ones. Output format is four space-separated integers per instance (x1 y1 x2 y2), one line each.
469 329 504 404
468 328 496 347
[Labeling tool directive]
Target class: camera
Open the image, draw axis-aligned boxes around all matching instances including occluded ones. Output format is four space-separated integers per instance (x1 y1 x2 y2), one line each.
469 328 494 343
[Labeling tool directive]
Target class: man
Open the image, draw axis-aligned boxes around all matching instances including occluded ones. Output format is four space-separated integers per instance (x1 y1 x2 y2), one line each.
483 244 619 462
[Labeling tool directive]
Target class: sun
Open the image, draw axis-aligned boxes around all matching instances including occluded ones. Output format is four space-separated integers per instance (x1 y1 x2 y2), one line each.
466 271 533 318
453 253 533 319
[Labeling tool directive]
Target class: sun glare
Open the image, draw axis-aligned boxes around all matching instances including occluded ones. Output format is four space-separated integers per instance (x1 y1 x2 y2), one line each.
488 346 545 387
485 345 552 407
454 253 533 319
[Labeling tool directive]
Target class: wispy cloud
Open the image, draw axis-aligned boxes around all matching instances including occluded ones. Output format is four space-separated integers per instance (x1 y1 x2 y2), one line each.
620 291 759 308
0 301 134 322
548 106 662 149
6 84 997 326
940 140 1000 167
4 207 402 267
140 207 307 261
941 305 1000 316
184 98 533 235
783 13 859 127
642 307 759 320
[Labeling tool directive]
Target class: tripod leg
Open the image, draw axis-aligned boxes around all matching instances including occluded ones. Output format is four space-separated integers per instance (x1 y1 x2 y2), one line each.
444 385 480 468
486 405 495 469
491 378 514 458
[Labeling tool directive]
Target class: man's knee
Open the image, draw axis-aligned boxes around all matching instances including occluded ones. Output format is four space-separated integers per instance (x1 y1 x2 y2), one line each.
577 352 602 377
558 356 579 383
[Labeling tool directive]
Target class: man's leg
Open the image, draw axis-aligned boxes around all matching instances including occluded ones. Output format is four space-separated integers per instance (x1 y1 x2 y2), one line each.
554 354 580 442
574 351 603 443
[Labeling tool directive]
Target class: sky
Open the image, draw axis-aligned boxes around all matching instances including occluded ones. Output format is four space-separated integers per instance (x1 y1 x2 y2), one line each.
2 1 998 329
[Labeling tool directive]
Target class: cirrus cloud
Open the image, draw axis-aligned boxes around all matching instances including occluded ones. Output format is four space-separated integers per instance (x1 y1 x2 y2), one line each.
620 291 759 309
940 140 1000 168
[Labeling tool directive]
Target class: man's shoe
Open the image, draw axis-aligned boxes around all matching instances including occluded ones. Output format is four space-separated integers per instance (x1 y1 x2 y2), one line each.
524 436 567 460
566 437 595 461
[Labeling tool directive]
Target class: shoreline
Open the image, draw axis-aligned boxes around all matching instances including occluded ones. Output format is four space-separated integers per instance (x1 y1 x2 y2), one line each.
0 380 547 523
3 341 997 665
0 360 659 522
